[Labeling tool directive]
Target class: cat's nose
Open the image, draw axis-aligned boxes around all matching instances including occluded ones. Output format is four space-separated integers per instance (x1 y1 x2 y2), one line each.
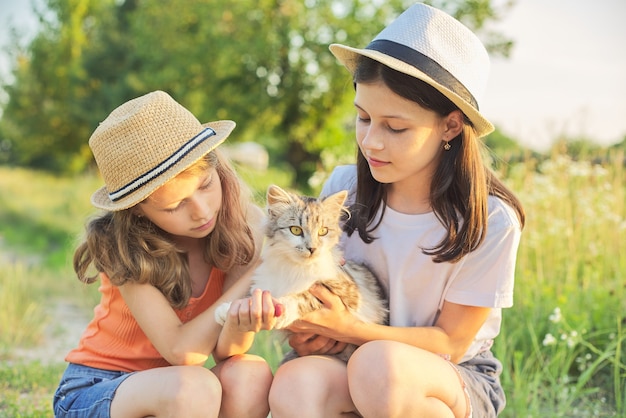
308 247 316 255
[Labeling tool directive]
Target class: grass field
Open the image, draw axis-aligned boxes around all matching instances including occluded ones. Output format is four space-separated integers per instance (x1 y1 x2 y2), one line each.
0 150 624 417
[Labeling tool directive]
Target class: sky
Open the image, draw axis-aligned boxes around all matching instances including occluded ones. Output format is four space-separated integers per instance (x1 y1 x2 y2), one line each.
481 0 626 149
1 0 625 151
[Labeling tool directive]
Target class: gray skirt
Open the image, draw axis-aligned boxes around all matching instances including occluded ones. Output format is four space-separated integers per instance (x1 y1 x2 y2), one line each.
455 350 506 417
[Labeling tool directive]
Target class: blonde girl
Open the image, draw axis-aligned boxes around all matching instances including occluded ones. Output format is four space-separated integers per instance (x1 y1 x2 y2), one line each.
54 91 276 418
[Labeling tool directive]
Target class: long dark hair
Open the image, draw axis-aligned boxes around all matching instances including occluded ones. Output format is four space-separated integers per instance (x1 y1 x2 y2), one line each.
344 56 525 263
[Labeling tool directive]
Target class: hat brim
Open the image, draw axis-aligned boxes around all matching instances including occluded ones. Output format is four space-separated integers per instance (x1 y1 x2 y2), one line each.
90 120 236 211
329 43 494 138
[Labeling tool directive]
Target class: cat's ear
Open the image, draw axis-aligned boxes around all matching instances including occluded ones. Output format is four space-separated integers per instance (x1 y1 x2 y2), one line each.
267 185 293 205
323 190 348 213
266 185 293 218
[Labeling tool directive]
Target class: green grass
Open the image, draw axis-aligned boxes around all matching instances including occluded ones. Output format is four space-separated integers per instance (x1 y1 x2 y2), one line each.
1 152 624 417
0 362 66 417
0 262 48 353
0 166 102 271
493 151 625 417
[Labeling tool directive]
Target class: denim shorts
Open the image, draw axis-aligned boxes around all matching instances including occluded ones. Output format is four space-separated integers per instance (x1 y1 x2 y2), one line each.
456 350 506 417
53 363 135 418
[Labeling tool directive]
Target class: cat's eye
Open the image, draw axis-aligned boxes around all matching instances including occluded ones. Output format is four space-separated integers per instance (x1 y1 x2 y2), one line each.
318 227 328 236
289 226 303 236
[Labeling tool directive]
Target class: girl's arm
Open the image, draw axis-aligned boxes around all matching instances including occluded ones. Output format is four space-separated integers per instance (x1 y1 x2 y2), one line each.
288 285 490 364
119 270 255 365
213 289 282 362
119 205 268 366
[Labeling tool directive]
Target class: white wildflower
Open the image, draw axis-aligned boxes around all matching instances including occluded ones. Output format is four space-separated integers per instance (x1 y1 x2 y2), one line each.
549 307 562 323
543 333 557 346
566 331 578 348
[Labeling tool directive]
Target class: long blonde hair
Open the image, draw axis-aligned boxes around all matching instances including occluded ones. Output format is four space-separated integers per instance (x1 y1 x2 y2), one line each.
73 150 255 308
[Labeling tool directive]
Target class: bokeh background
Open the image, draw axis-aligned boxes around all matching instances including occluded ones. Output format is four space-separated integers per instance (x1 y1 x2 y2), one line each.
0 1 624 416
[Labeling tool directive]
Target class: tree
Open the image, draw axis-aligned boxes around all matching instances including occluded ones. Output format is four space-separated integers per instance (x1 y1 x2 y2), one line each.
0 0 117 172
1 0 516 189
119 0 411 187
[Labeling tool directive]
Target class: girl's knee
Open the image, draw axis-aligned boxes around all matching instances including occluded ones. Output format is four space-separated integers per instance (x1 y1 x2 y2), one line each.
351 340 434 368
159 366 222 416
348 341 414 404
218 354 272 418
349 340 397 372
270 357 350 417
271 356 324 392
269 363 317 417
174 366 222 400
219 354 273 389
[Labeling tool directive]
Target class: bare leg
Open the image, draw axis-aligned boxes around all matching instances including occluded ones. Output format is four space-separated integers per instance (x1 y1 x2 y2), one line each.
212 354 273 418
269 355 360 418
110 365 221 418
348 340 470 418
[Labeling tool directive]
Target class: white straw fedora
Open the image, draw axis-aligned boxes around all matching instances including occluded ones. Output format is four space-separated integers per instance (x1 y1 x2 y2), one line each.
329 3 494 137
89 90 235 211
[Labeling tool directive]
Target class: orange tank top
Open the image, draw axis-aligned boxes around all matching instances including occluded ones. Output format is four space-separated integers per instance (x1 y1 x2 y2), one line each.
65 269 225 372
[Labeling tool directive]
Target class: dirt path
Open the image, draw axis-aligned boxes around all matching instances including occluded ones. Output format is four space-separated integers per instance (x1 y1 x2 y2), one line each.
0 240 91 365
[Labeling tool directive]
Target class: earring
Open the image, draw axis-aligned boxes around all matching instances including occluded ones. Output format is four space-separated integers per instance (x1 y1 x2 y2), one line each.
443 141 451 151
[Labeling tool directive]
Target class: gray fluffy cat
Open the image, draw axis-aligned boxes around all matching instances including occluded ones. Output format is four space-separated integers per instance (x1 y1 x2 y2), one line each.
215 184 388 362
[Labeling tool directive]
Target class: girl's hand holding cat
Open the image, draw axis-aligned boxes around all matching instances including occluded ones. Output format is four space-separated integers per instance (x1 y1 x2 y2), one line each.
223 288 283 333
214 289 283 362
288 332 348 357
289 284 358 341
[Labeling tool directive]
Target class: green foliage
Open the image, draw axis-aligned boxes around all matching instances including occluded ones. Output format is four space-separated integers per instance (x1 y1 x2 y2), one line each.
0 262 48 353
0 0 515 189
1 149 625 416
0 0 116 173
493 152 625 416
550 136 626 165
484 126 523 155
0 361 66 417
610 135 626 151
235 163 295 204
0 166 101 269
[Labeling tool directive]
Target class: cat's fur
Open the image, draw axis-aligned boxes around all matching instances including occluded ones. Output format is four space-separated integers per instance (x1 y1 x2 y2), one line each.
215 184 388 362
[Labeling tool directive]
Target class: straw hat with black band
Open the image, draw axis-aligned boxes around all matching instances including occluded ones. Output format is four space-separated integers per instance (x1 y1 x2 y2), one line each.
329 2 494 138
89 90 235 211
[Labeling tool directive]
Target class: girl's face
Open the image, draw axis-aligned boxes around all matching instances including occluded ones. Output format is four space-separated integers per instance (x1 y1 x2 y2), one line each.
137 167 222 241
354 81 461 205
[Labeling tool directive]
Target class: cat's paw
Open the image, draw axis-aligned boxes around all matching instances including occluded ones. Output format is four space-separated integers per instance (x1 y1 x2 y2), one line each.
214 302 231 325
273 306 297 329
274 315 290 329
